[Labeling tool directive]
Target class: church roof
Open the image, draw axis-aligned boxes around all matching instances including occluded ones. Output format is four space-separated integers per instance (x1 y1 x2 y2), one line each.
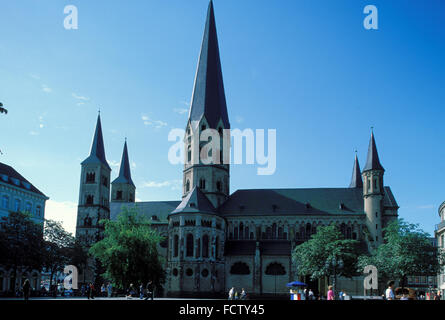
188 0 230 129
363 131 384 172
82 114 111 170
110 201 180 224
0 162 48 198
349 154 363 188
112 140 135 187
218 187 398 217
170 187 216 216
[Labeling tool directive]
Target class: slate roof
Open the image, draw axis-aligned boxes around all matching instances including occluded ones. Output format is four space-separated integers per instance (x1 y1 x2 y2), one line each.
0 162 48 198
363 131 384 172
170 187 216 216
188 0 230 129
349 154 363 188
110 201 180 224
218 187 398 217
112 140 135 187
82 114 111 170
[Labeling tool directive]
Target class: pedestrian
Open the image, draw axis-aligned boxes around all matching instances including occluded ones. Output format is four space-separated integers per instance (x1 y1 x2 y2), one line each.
385 281 395 300
140 283 145 299
144 281 154 300
81 284 85 297
308 289 314 300
126 283 135 299
88 282 95 300
234 291 239 300
101 283 106 297
107 282 113 298
22 279 31 301
240 288 247 300
338 289 344 300
434 290 442 301
327 285 335 300
228 287 234 300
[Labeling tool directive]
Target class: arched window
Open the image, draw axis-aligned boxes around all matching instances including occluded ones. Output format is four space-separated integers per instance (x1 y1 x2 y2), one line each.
186 180 190 193
174 235 179 257
202 234 209 258
2 195 9 209
186 234 194 257
272 223 277 239
86 172 95 183
306 223 311 238
239 223 244 240
265 262 286 276
36 206 41 217
245 226 249 240
25 202 32 213
278 227 283 239
187 146 191 163
14 199 21 212
266 227 272 239
230 262 250 275
199 178 206 190
86 195 94 205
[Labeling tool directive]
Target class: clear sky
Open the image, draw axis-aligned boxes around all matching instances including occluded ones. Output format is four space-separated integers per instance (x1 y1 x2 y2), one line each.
0 0 444 236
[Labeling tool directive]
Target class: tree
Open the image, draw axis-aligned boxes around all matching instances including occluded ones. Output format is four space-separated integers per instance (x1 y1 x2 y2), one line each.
0 102 7 114
358 219 444 292
292 224 362 293
0 211 44 293
42 219 75 290
89 207 165 292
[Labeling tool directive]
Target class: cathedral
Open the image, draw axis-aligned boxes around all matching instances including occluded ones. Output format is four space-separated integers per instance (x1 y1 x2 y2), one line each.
75 1 399 297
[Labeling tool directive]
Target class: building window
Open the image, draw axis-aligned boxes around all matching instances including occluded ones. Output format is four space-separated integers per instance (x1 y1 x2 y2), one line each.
239 223 244 240
186 234 194 257
25 202 32 213
230 262 250 275
86 172 95 183
265 262 286 276
172 268 178 277
36 206 41 217
373 178 378 190
367 178 371 191
186 180 190 193
187 146 191 163
202 234 209 258
186 268 193 277
1 195 9 209
216 181 222 192
116 191 123 200
86 195 94 205
234 227 239 240
14 199 21 212
215 236 219 259
199 178 206 190
102 176 108 187
201 269 209 278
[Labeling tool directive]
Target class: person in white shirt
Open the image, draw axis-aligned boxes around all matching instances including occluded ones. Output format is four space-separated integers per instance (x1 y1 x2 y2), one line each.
385 281 395 300
228 287 235 300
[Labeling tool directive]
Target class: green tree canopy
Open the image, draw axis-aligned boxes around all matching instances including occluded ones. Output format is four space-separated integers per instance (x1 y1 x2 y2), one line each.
0 211 44 291
42 219 75 288
358 219 444 287
292 224 362 282
89 207 165 291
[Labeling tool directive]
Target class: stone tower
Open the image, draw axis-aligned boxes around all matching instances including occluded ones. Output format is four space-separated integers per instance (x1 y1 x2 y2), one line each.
111 140 135 203
75 114 111 283
362 130 385 247
167 1 227 297
183 0 230 209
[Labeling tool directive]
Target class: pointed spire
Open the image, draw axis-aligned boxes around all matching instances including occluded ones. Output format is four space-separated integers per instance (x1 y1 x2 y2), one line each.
363 130 385 172
349 152 363 188
188 0 230 129
82 114 111 170
112 140 135 187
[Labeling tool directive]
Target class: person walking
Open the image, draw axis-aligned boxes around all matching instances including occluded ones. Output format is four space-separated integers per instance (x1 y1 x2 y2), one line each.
144 281 154 300
101 283 106 297
385 281 395 300
240 288 247 300
107 282 113 298
22 279 31 301
327 285 335 300
126 283 136 299
228 287 235 300
434 290 442 301
338 289 344 300
308 289 314 300
139 283 145 299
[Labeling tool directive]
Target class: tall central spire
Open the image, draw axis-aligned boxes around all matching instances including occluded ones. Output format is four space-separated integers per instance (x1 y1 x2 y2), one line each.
188 0 230 129
82 114 110 170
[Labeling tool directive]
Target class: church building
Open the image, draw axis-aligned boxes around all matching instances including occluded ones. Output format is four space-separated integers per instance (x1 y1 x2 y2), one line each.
75 1 399 297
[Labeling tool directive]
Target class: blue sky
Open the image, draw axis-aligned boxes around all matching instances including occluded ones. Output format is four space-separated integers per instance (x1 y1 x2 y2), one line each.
0 0 444 236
